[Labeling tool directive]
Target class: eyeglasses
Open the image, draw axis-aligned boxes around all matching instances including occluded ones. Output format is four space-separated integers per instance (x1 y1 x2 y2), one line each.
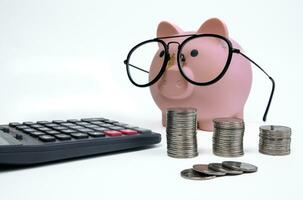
124 34 275 122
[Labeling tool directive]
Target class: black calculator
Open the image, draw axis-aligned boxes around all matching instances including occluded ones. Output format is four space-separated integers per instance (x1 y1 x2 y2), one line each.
0 117 161 165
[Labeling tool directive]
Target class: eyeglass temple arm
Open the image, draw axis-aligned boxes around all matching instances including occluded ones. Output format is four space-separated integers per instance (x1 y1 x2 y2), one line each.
123 60 149 73
233 49 275 121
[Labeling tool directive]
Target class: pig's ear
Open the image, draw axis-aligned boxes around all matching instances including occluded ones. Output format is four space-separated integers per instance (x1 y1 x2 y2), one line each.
197 18 229 37
157 21 183 37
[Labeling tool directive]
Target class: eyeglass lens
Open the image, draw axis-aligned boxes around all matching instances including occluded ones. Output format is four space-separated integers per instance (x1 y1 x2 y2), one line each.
127 36 231 86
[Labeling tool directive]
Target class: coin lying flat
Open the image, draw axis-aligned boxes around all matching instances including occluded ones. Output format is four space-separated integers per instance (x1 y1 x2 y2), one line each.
222 161 258 173
192 164 226 176
180 168 216 180
208 163 243 175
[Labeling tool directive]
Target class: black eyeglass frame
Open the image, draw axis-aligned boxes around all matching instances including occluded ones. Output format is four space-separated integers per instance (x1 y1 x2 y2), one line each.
125 33 234 87
124 34 275 122
125 38 169 88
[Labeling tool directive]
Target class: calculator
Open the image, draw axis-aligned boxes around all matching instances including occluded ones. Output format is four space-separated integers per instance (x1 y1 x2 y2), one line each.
0 117 161 165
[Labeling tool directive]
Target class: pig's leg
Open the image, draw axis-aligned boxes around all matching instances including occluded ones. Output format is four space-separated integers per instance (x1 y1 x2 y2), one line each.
162 112 166 127
234 111 244 119
197 120 213 132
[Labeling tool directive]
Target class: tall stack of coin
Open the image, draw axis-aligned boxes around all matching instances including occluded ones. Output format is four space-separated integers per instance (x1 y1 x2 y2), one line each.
166 107 198 158
212 118 245 157
259 125 291 156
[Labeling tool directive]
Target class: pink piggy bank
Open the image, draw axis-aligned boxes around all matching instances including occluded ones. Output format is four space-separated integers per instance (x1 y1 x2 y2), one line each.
149 18 252 131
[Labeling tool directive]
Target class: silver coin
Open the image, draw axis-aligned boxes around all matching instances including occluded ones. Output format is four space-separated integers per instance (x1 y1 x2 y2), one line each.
208 163 243 175
166 107 198 158
260 125 291 134
212 118 245 157
213 118 244 129
213 118 244 124
222 161 258 173
192 164 226 176
259 125 291 156
259 149 290 156
181 168 216 180
213 153 244 158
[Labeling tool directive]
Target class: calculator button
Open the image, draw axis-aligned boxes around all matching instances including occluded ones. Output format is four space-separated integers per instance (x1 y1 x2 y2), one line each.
15 134 23 140
106 120 119 124
37 121 50 124
93 127 109 132
30 124 44 128
104 130 122 137
0 127 10 133
91 121 106 125
61 129 77 134
108 126 124 130
75 122 90 126
68 125 83 129
30 131 45 137
23 121 34 125
39 135 56 142
84 124 99 129
81 118 107 122
9 122 21 127
52 120 66 124
61 123 74 126
45 123 60 128
53 126 68 131
113 123 129 127
123 125 138 129
37 127 52 132
15 125 30 130
77 128 94 133
88 132 106 137
99 124 112 128
55 134 72 140
132 128 152 134
120 129 138 136
45 130 61 135
22 128 37 133
70 133 89 139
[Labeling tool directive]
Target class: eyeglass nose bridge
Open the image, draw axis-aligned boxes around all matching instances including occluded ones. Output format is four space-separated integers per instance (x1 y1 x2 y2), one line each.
164 41 181 68
166 41 181 51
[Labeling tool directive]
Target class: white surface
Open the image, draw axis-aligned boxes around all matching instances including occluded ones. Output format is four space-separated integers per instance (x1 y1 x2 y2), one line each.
0 0 302 199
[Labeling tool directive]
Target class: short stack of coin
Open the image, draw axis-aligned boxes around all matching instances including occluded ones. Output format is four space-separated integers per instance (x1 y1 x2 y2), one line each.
259 125 291 156
166 107 198 158
212 118 245 157
180 161 257 181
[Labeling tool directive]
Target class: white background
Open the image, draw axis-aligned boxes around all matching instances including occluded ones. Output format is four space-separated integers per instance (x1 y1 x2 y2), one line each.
0 0 302 199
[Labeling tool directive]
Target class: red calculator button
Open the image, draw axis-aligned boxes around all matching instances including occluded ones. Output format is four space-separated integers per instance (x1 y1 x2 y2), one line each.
120 129 138 135
104 130 122 137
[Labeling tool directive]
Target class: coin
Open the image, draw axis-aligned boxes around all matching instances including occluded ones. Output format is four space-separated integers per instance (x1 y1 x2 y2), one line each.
259 125 291 156
213 118 245 129
208 163 243 175
222 161 258 173
212 118 245 157
192 164 226 176
180 168 216 180
166 107 198 158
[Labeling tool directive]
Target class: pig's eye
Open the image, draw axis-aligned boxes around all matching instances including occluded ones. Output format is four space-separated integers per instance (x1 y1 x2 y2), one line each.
180 54 186 62
159 50 165 58
190 49 199 57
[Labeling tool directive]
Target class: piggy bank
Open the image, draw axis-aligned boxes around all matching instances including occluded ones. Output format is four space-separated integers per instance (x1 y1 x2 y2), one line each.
149 18 252 131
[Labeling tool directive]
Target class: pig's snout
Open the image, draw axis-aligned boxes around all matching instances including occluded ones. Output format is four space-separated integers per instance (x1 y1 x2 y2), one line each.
158 67 194 99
